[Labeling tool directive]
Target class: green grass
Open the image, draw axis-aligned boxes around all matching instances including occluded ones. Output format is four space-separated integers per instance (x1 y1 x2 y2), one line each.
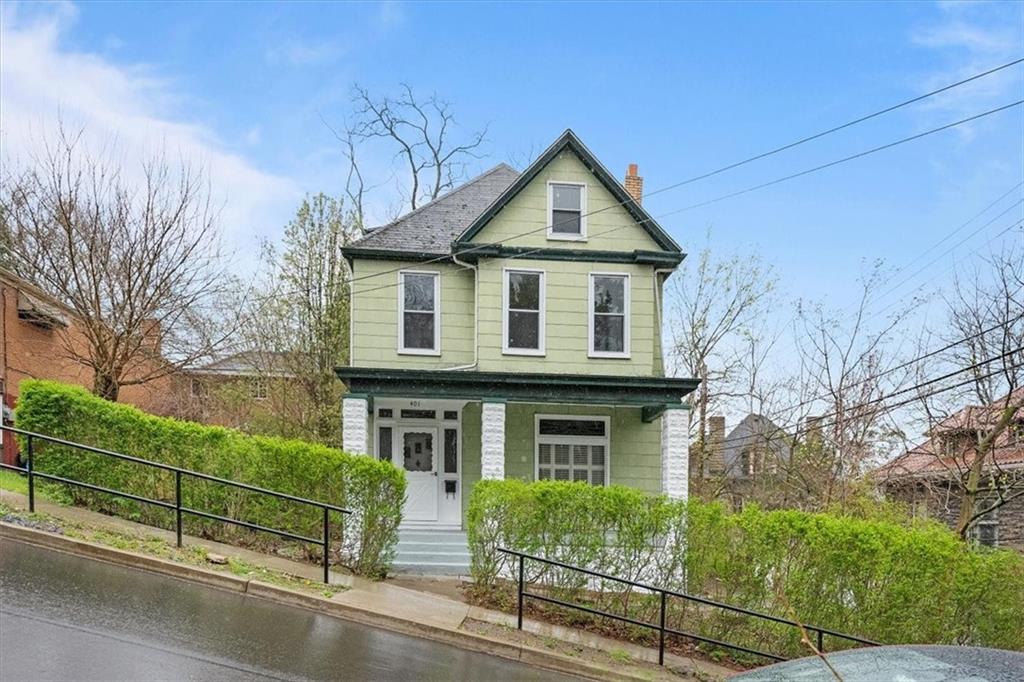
0 503 346 597
0 470 29 495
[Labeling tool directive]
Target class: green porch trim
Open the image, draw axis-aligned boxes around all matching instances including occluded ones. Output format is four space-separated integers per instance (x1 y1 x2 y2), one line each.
451 244 685 267
455 130 682 253
335 366 699 408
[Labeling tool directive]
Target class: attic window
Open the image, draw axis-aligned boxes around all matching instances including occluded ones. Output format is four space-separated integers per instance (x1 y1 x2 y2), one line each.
548 182 586 239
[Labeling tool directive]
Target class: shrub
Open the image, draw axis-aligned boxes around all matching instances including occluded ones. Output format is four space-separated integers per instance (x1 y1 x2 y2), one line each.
468 479 1024 659
16 380 404 578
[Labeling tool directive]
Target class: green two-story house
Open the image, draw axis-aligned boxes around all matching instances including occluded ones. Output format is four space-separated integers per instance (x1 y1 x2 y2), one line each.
337 130 699 528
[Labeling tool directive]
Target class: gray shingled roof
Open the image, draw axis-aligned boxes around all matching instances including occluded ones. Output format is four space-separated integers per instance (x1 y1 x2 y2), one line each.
349 164 520 255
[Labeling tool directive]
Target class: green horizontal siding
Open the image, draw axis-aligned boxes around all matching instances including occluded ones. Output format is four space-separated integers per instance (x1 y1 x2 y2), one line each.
476 258 659 376
467 150 663 252
349 259 475 369
461 402 663 520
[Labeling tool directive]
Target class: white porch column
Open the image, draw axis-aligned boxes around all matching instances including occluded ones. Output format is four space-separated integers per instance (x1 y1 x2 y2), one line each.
342 396 369 454
661 407 690 500
481 400 506 480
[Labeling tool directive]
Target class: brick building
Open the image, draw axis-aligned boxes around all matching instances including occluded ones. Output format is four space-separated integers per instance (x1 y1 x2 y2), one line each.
0 269 172 464
875 390 1024 550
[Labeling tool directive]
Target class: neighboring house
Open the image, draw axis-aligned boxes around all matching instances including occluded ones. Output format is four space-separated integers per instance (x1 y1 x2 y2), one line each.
172 351 301 431
336 130 699 529
702 414 792 479
0 269 171 464
875 390 1024 550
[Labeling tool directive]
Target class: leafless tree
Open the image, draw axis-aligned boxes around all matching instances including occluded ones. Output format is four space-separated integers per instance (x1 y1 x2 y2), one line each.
789 262 911 508
345 84 488 213
666 231 776 480
1 124 235 401
897 242 1024 539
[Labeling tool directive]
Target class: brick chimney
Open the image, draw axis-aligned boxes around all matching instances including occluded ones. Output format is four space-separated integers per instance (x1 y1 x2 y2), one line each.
140 319 162 356
707 415 726 475
624 163 643 204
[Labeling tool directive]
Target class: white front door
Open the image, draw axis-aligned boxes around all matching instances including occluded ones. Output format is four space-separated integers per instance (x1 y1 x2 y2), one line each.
397 427 438 522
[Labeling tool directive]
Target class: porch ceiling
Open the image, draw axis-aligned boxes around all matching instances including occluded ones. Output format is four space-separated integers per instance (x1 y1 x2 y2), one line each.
334 366 698 414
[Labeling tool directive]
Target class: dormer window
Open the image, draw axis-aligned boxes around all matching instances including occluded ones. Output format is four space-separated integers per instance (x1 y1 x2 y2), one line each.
548 182 586 240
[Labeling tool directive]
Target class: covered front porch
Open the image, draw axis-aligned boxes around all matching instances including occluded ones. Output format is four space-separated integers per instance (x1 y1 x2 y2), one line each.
336 368 699 530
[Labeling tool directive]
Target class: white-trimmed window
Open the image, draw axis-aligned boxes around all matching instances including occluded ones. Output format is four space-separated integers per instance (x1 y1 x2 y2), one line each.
536 416 609 486
399 271 440 354
503 268 545 355
547 182 586 240
971 500 999 548
589 273 630 357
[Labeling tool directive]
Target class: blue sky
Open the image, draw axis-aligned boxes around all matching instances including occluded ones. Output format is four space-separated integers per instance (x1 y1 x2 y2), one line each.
2 1 1022 330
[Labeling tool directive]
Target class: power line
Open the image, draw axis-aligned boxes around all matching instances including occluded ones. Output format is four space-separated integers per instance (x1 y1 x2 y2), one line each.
340 100 1023 300
660 101 1024 216
863 215 1024 323
633 58 1024 205
707 354 1022 454
256 62 1024 302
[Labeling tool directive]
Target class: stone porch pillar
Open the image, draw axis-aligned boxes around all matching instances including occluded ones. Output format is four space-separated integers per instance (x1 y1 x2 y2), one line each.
661 407 690 500
481 400 506 480
342 396 369 454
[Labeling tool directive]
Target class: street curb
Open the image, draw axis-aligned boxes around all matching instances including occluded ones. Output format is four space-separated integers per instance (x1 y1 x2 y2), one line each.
0 522 673 681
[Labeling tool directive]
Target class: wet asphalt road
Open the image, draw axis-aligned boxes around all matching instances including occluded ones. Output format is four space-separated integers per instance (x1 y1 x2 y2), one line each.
0 539 576 681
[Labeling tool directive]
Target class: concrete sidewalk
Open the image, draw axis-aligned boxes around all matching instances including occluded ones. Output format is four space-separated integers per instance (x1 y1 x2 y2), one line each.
0 489 733 680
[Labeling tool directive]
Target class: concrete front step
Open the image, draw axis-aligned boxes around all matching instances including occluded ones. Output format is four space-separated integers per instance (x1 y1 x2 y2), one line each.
394 528 470 576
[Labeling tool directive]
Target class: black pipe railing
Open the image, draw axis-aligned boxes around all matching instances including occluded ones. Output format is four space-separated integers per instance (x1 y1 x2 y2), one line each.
0 425 351 583
498 547 880 665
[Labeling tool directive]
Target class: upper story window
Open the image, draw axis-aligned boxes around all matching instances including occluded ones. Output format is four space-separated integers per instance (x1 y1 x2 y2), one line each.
589 273 629 358
548 182 586 240
503 269 545 355
399 271 440 355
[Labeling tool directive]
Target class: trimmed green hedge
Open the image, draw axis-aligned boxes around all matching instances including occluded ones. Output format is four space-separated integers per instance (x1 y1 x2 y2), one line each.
16 380 404 578
468 479 1024 659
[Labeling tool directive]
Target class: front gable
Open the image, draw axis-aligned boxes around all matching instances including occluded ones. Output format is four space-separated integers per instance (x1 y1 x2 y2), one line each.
454 130 681 259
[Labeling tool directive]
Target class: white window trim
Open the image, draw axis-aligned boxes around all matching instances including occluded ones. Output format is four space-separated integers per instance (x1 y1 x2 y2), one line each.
502 267 546 356
547 181 587 241
398 270 441 356
534 414 611 486
588 272 631 359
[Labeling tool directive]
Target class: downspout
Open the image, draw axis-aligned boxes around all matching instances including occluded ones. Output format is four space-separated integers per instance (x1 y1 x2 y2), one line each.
443 252 479 371
653 267 675 378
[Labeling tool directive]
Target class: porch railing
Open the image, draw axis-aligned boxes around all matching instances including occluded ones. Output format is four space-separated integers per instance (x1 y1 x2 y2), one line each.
0 425 350 583
499 547 880 665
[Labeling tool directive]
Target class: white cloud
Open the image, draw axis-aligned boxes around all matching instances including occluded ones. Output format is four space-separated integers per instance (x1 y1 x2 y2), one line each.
909 1 1023 134
0 3 302 267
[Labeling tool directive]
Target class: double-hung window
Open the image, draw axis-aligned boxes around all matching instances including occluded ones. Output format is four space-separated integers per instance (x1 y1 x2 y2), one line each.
548 182 586 239
503 269 545 355
589 273 629 357
536 416 609 486
399 271 440 354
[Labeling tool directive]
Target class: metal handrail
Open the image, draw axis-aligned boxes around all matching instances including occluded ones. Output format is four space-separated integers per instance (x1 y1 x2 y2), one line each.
0 424 351 583
498 547 880 665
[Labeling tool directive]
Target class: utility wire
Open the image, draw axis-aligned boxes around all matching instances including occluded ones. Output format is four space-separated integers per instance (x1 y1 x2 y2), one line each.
255 62 1024 301
339 99 1023 300
660 101 1024 216
707 354 1022 453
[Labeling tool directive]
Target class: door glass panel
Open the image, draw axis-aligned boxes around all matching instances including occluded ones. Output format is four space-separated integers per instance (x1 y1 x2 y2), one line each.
378 427 392 462
403 431 434 472
444 429 458 474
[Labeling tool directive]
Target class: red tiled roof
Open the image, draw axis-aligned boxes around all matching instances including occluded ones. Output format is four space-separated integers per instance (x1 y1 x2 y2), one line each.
875 389 1024 479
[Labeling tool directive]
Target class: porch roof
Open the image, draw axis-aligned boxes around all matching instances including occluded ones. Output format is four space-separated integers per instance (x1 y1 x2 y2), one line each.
335 367 698 419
